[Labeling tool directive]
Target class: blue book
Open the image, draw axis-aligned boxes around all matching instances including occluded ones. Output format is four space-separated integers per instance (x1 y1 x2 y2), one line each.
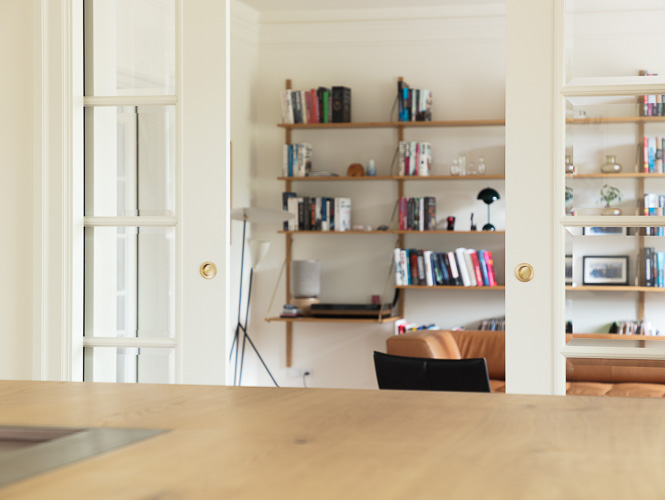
659 252 665 287
477 251 490 286
437 252 450 285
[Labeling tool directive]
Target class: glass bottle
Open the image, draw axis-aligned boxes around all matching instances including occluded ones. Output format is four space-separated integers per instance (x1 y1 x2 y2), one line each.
477 157 486 175
600 155 622 173
450 159 461 176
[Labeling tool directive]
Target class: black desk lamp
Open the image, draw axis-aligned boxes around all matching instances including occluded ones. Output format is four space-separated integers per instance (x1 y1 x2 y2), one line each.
477 187 500 231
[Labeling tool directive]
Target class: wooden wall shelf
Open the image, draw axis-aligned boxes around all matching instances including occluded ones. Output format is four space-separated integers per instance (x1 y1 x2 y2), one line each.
566 285 665 292
279 230 505 235
569 116 665 125
277 119 505 130
567 173 665 179
572 333 665 340
266 316 401 324
395 285 505 290
279 175 505 181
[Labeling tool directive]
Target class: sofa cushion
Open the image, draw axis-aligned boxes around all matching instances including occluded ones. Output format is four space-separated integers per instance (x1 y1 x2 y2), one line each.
386 331 461 360
449 331 505 381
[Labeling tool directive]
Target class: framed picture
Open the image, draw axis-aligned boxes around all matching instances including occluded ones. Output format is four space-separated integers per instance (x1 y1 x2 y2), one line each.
582 256 629 286
565 255 573 286
582 226 626 236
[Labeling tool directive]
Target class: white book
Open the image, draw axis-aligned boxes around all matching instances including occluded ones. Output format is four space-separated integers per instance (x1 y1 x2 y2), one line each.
287 197 300 231
283 145 289 177
337 198 352 232
299 90 307 124
398 141 406 176
463 249 477 287
394 248 403 286
280 90 294 124
455 247 471 287
419 142 431 176
424 250 434 286
409 142 416 175
447 251 460 284
315 197 322 229
297 144 307 177
419 197 425 231
401 249 409 285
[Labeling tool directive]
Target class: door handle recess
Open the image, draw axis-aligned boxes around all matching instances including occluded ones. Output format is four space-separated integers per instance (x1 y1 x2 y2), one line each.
200 262 217 279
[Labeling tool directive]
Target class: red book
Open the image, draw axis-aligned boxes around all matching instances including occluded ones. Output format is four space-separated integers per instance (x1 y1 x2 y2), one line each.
409 250 419 285
304 92 312 123
469 251 484 287
485 250 497 286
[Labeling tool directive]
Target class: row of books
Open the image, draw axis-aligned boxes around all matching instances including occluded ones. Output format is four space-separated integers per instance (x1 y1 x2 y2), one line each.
394 247 498 287
639 71 664 117
478 316 506 331
280 86 351 124
643 137 664 173
398 197 437 231
643 193 665 236
394 319 439 335
643 247 665 287
397 141 432 176
282 192 351 232
282 143 312 177
397 80 432 122
609 319 660 336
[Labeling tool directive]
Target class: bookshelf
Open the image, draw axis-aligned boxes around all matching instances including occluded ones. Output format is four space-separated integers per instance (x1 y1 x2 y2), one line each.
277 78 505 366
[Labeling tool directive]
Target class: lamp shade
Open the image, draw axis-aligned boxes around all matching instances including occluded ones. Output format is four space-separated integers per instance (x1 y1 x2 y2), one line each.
248 240 270 269
477 187 500 205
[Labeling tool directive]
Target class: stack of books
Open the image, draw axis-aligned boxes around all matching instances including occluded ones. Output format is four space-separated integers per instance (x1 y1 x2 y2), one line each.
642 247 665 286
282 143 312 177
282 192 352 232
639 70 664 117
280 86 351 124
609 319 659 336
478 316 505 331
394 247 497 287
280 304 302 318
398 141 432 176
397 80 432 122
398 197 436 231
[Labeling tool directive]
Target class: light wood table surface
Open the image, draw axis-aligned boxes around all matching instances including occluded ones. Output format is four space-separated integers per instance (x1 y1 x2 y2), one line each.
1 380 665 499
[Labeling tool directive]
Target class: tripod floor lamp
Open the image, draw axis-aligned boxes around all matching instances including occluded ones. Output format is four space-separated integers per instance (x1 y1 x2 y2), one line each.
230 207 293 386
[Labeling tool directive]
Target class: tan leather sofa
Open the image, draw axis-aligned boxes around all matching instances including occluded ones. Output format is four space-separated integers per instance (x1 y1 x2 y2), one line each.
386 330 665 398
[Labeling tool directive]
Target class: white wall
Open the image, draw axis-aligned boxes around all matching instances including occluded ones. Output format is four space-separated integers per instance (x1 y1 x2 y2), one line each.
232 3 507 389
0 0 34 379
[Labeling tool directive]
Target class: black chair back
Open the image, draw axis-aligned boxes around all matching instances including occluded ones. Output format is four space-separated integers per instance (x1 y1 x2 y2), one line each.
373 351 491 393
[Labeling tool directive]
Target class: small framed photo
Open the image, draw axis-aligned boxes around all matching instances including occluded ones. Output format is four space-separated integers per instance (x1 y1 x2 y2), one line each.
583 226 626 236
565 255 573 286
582 256 629 286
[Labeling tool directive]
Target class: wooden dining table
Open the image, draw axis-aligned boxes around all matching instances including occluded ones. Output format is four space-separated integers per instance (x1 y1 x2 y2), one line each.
0 380 664 498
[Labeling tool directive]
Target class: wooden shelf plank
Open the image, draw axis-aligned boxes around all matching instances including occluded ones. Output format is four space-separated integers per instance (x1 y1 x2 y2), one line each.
566 285 665 292
265 316 402 324
572 333 665 340
568 173 665 178
278 175 505 181
279 230 505 235
277 119 505 130
395 285 505 290
569 116 665 125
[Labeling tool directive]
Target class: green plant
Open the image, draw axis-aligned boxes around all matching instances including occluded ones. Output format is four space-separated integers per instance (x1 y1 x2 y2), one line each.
600 184 622 207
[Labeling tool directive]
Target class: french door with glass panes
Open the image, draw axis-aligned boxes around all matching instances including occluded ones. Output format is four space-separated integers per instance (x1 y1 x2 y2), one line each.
506 0 665 394
78 0 228 385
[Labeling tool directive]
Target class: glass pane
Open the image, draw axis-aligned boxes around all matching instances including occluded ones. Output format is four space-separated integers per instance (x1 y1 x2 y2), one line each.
84 347 174 383
84 0 175 96
566 1 665 81
85 105 176 216
566 229 665 337
85 226 175 338
565 95 665 217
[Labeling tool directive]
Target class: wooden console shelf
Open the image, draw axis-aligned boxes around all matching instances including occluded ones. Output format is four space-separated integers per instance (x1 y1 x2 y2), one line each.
566 285 665 292
266 316 401 324
277 119 505 129
396 285 505 290
279 230 504 235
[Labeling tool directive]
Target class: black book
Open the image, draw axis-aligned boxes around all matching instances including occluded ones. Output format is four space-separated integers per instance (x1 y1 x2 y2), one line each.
430 252 443 285
331 86 352 123
437 253 451 285
303 197 312 230
425 197 436 231
282 192 296 230
297 200 304 230
292 90 303 124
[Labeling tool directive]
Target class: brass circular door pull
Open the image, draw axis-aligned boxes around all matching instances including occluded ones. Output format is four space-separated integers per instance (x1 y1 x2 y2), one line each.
200 262 217 279
515 263 534 282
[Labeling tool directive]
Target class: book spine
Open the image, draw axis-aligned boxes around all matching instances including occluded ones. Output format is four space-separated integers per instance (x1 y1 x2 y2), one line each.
455 248 471 287
402 249 410 285
282 192 296 230
419 198 424 232
447 251 462 286
409 250 419 285
463 250 477 287
469 250 484 287
398 142 406 176
437 253 450 285
338 198 352 232
287 197 298 231
424 250 434 286
645 137 650 173
394 248 403 286
304 91 312 124
416 250 426 285
280 90 294 124
476 250 489 286
485 250 497 286
431 252 443 285
292 90 303 124
657 136 663 173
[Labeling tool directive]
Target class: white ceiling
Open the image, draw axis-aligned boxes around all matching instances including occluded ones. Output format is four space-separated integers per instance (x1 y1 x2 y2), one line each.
238 0 501 11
